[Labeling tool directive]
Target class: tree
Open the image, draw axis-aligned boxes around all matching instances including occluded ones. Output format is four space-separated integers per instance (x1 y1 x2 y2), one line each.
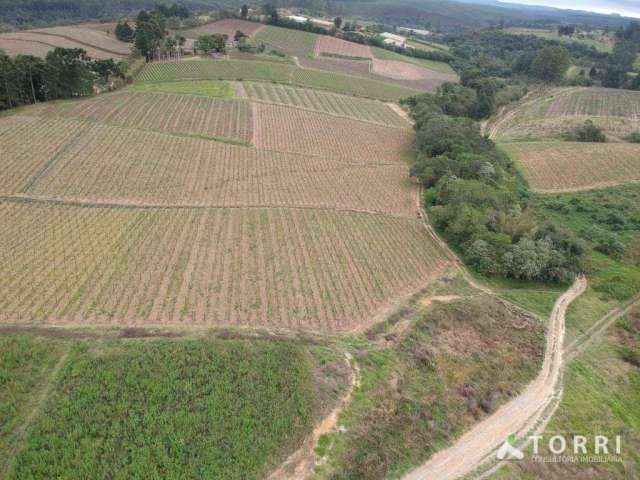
529 46 570 82
43 48 93 99
573 120 606 142
241 4 249 19
334 17 342 29
263 3 278 23
195 34 227 54
115 21 134 42
91 59 120 83
14 55 46 104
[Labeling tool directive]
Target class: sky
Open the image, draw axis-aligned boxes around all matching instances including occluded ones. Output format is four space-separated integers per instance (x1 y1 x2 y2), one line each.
502 0 640 18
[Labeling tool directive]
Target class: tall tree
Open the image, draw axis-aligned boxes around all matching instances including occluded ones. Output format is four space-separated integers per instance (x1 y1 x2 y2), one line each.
529 46 570 82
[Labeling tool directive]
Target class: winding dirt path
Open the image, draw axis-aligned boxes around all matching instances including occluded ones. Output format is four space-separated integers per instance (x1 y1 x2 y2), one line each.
266 352 360 480
403 275 587 480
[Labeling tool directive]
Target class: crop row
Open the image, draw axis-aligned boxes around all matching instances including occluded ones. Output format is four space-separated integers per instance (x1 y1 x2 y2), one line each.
242 81 410 127
15 120 415 216
546 88 640 118
252 102 413 163
137 60 421 100
0 116 85 194
314 35 372 59
0 201 447 332
502 141 640 191
254 25 319 57
36 91 253 143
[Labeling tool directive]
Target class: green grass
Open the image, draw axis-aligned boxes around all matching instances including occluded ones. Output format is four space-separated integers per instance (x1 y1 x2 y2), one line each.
318 293 545 479
5 337 321 480
0 335 68 475
137 59 422 100
370 46 457 75
127 79 235 97
254 25 318 57
531 185 640 343
493 311 640 479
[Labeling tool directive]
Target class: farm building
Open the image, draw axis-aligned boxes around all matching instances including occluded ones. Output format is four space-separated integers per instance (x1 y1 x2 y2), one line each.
310 18 334 28
287 15 309 23
381 32 407 47
398 27 431 36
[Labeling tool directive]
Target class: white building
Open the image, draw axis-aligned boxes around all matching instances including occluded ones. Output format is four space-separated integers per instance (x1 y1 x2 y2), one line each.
310 18 334 28
398 27 431 36
287 15 308 23
380 32 407 48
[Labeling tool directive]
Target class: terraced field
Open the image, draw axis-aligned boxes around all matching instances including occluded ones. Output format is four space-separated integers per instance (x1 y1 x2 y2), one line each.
137 59 421 100
0 62 449 333
0 201 446 332
2 120 413 216
0 24 130 59
242 82 410 127
314 35 372 59
254 25 319 57
31 91 253 143
252 102 413 162
494 87 640 142
502 142 640 192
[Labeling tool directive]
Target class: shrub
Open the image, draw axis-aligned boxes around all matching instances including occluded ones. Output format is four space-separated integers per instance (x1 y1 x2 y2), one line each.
573 120 606 142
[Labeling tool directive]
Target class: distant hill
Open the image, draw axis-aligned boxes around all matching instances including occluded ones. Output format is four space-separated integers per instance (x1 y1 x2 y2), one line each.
338 0 634 30
0 0 634 30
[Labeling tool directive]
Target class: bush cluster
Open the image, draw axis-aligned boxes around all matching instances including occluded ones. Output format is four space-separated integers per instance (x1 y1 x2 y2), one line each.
404 93 584 282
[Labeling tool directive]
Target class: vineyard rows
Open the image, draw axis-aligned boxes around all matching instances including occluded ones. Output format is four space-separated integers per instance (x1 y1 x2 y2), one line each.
254 25 319 57
242 82 410 127
314 35 372 59
137 60 421 100
0 117 85 194
19 121 416 216
546 88 640 118
35 91 253 143
0 29 128 59
252 102 413 162
0 201 448 332
502 141 640 191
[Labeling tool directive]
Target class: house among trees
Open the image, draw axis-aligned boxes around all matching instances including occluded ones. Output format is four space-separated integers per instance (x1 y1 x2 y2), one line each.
380 32 407 47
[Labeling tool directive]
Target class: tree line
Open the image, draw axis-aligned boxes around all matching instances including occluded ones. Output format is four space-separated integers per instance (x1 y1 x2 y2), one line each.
0 48 122 110
404 87 584 283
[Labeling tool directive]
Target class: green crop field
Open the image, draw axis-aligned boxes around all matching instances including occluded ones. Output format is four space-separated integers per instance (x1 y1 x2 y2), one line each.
137 60 422 100
242 82 410 127
3 335 343 480
254 25 318 57
127 79 235 97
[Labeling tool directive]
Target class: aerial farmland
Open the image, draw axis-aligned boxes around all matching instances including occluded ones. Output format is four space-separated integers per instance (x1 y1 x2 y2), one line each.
1 7 640 480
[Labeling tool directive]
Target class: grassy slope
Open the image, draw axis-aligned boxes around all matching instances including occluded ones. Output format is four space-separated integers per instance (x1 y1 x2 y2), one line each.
370 46 456 75
127 79 235 97
316 275 545 479
529 186 640 344
3 335 348 480
493 309 640 479
254 25 318 57
0 335 68 475
137 59 421 100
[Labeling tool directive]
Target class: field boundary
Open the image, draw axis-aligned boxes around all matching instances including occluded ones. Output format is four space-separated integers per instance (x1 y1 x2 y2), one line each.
0 194 417 220
3 348 70 478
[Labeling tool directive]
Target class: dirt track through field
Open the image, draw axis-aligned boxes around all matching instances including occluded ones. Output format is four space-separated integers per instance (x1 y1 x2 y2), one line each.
403 275 587 480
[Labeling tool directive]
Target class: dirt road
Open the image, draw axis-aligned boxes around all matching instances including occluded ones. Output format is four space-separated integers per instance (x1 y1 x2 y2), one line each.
403 275 587 480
